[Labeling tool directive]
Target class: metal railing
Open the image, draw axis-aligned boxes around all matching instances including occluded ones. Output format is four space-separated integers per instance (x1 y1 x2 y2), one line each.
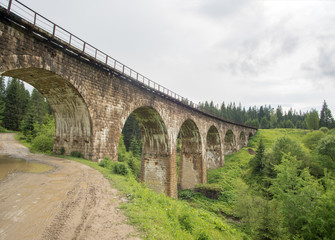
0 0 197 107
0 0 257 129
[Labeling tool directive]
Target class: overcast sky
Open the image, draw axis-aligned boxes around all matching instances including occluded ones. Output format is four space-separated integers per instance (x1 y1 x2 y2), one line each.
17 0 335 114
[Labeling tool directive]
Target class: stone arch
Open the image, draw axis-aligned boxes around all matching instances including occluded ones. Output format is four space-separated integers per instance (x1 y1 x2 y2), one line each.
178 119 203 189
206 125 222 169
2 68 92 158
224 129 236 155
239 131 247 148
122 106 170 195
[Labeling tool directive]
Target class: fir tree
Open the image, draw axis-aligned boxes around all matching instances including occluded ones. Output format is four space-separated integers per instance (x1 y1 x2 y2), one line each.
320 100 335 129
122 114 141 151
4 79 21 130
249 138 265 176
3 78 30 131
29 89 49 124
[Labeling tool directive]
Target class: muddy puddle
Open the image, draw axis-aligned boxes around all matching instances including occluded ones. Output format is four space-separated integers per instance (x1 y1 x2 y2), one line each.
0 154 53 181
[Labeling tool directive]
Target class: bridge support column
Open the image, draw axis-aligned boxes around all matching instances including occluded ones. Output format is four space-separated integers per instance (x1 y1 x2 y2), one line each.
179 120 203 190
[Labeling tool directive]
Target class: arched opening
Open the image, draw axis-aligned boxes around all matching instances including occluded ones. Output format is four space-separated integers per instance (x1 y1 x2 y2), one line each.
118 114 142 180
239 131 247 148
224 130 236 155
248 132 254 140
178 119 203 190
1 68 92 158
120 106 170 194
206 125 222 169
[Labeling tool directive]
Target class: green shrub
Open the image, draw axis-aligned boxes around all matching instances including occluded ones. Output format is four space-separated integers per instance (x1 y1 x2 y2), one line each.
302 131 325 150
118 151 126 162
113 162 129 175
0 126 8 133
178 213 194 232
319 127 329 133
328 128 335 136
98 156 112 168
317 135 335 162
179 189 194 200
60 147 65 155
70 151 84 158
31 134 54 152
99 156 133 177
197 231 211 240
127 155 141 179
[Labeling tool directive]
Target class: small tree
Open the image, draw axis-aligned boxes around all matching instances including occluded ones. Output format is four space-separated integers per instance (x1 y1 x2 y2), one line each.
270 154 322 238
263 136 305 179
249 138 265 176
305 109 320 130
302 131 325 150
20 104 36 142
129 136 142 159
320 100 335 129
317 135 335 162
260 117 270 129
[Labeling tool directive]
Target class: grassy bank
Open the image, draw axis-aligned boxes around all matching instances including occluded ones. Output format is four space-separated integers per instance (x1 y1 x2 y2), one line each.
72 158 246 240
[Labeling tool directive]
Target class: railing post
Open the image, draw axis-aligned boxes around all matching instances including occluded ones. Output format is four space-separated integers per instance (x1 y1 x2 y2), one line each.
83 42 86 53
33 13 37 27
52 24 56 37
7 0 12 13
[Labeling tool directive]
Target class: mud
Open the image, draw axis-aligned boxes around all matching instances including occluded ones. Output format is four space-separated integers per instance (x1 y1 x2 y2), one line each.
0 133 141 240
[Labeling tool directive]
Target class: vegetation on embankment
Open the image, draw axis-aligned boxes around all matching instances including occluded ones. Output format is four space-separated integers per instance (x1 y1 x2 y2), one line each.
73 158 247 240
179 128 335 240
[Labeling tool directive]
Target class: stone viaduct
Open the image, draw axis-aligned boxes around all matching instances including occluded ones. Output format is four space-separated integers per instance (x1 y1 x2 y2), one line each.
0 2 257 198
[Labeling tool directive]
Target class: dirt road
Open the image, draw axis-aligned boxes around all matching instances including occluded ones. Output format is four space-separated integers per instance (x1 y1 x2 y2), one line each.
0 133 141 240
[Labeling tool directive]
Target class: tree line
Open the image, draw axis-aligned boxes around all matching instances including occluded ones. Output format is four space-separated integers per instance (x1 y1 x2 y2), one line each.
0 77 53 147
198 100 335 130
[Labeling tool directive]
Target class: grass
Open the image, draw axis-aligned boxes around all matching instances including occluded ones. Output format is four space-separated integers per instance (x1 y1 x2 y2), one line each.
14 132 32 148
